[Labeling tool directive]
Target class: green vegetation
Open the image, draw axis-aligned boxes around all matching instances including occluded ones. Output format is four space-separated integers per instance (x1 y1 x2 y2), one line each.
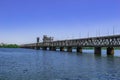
0 44 19 48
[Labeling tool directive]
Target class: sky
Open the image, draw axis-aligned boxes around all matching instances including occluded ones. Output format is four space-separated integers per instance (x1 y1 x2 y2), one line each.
0 0 120 44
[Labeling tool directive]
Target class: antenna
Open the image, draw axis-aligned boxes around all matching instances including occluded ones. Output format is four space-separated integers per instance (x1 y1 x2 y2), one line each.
79 32 81 38
96 30 97 37
113 26 115 35
88 32 89 38
98 29 100 36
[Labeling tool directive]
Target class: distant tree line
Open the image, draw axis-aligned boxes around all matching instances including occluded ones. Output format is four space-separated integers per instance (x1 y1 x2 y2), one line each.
0 44 19 48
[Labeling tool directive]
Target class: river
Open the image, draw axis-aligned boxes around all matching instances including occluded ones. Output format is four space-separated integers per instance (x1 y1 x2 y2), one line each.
0 48 120 80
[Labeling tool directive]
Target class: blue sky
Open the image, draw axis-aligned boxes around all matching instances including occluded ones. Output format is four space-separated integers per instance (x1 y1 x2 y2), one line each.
0 0 120 44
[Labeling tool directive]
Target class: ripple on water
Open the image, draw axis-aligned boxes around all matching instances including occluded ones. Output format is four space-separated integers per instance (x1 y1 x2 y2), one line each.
1 48 120 80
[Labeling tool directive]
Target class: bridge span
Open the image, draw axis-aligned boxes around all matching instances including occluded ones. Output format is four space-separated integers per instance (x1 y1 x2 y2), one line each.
20 35 120 55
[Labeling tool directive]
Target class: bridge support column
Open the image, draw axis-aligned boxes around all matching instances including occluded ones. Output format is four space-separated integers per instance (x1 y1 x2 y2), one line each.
60 47 64 51
94 47 101 54
77 47 82 53
52 47 56 51
49 47 52 51
31 46 35 49
43 47 47 50
107 47 114 55
36 46 40 50
49 47 56 51
36 44 40 50
31 46 34 49
34 47 36 49
67 47 72 52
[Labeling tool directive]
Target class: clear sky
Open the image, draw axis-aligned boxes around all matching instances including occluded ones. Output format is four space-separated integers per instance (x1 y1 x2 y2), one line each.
0 0 120 44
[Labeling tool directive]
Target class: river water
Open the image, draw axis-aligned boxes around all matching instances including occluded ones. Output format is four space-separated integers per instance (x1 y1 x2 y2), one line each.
0 48 120 80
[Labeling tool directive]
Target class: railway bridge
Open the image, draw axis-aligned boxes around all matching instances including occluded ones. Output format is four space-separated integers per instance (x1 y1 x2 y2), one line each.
20 35 120 55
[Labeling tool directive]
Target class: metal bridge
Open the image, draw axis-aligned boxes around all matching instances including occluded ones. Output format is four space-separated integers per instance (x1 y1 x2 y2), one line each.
20 35 120 55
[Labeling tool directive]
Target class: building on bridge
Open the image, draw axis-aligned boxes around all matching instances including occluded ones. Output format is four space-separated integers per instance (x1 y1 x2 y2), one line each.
43 35 54 43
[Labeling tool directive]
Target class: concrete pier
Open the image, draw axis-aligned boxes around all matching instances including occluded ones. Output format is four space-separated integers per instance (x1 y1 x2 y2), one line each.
43 47 47 50
94 47 101 54
107 47 114 55
49 47 52 51
36 46 40 50
49 47 56 51
36 44 40 50
67 47 72 52
60 47 64 51
77 47 82 53
52 47 56 51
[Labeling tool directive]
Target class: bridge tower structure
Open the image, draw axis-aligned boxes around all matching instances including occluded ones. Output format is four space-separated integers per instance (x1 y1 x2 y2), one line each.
36 37 40 50
42 35 54 50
